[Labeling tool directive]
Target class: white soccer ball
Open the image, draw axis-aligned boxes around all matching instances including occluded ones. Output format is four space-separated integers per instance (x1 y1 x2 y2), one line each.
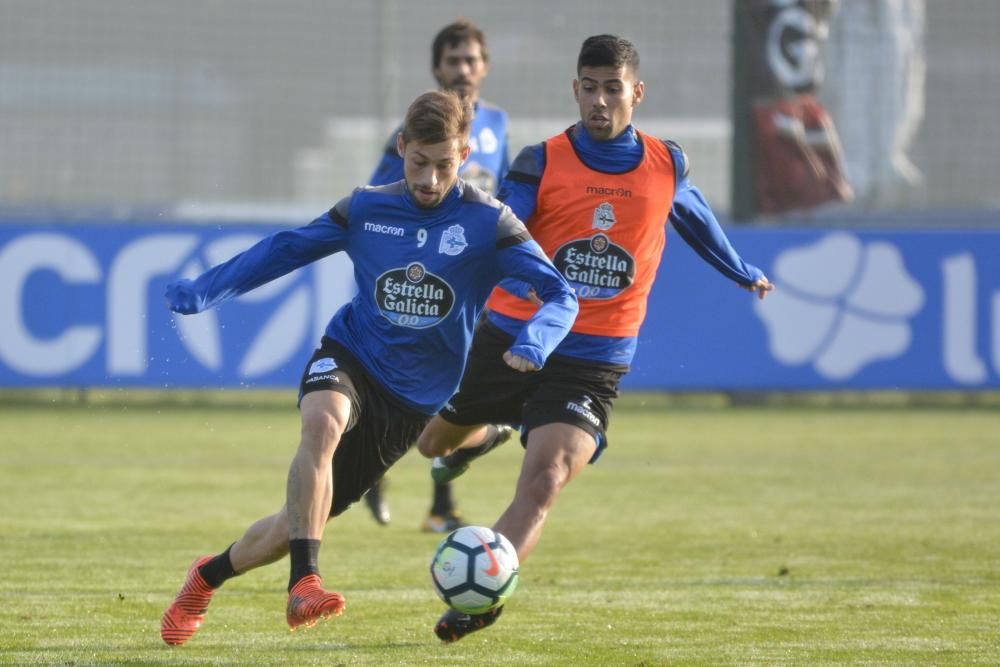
430 525 519 614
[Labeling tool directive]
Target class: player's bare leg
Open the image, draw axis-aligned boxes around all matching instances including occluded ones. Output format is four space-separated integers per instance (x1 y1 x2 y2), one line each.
161 507 291 646
162 392 351 645
162 486 353 644
418 418 489 532
285 390 350 629
288 391 349 541
418 419 513 532
494 422 595 562
417 417 491 458
434 422 594 642
229 508 291 571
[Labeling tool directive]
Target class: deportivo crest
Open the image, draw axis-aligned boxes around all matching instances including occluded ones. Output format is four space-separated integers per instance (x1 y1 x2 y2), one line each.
375 262 456 328
309 357 338 375
553 234 636 300
592 202 616 231
438 224 468 256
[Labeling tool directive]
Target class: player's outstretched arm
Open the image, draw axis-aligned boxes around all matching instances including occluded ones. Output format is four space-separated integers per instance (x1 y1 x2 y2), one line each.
739 275 775 300
669 185 768 288
164 207 349 315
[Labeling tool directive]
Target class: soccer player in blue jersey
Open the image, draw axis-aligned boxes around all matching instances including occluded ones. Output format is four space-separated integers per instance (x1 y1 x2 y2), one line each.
416 35 774 642
365 18 514 533
158 90 577 646
370 19 509 195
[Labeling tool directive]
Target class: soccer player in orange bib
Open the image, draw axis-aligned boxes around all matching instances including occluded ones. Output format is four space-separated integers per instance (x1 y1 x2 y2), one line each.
417 34 774 642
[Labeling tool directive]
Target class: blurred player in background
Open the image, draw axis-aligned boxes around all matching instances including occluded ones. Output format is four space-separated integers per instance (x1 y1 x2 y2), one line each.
158 90 577 646
417 34 774 642
365 18 513 534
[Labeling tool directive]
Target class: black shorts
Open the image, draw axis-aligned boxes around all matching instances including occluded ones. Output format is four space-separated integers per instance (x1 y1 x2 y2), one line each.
299 337 429 517
439 321 625 462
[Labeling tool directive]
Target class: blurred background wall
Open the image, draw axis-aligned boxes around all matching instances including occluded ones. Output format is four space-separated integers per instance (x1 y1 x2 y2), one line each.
3 0 1000 391
1 0 997 215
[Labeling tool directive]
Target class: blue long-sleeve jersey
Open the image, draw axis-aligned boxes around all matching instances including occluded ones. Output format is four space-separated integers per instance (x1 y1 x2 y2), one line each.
165 180 578 414
369 100 510 194
493 122 764 367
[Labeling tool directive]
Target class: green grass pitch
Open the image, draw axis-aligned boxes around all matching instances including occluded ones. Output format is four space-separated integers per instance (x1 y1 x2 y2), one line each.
1 393 998 665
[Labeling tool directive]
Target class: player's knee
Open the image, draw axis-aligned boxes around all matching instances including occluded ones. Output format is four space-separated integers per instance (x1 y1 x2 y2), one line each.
300 408 347 453
299 391 351 449
417 416 465 459
525 462 567 508
416 418 456 458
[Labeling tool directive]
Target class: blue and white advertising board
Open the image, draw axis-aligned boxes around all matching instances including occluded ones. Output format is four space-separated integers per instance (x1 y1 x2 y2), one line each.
633 227 1000 390
1 221 998 390
0 222 354 388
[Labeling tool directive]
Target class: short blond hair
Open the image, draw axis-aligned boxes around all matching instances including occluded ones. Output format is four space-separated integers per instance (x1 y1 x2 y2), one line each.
402 90 472 145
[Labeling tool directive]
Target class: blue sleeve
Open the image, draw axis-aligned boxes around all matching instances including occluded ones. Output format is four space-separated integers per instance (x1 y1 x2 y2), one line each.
496 239 578 368
663 139 761 284
497 143 544 223
369 152 404 187
369 130 403 186
165 209 348 314
668 181 764 286
495 276 537 300
493 204 577 368
498 133 511 183
496 144 545 296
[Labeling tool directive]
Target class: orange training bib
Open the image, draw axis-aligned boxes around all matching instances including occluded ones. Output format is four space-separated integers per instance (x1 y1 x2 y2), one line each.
487 128 676 337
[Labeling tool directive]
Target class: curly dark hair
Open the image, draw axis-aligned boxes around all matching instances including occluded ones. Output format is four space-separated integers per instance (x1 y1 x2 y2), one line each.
432 19 488 69
577 34 639 76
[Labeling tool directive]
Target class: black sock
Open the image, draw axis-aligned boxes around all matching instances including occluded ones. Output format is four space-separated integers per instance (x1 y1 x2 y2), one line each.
431 481 454 516
445 424 507 467
288 539 321 591
198 544 238 589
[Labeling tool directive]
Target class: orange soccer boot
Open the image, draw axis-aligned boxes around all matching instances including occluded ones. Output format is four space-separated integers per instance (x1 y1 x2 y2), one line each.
160 556 215 646
286 574 346 630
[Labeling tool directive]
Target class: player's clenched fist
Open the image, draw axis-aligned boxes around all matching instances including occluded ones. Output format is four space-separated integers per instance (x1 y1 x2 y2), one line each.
165 279 201 314
503 350 539 373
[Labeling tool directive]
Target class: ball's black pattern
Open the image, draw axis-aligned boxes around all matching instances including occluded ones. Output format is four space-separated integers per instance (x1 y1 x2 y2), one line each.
430 528 518 612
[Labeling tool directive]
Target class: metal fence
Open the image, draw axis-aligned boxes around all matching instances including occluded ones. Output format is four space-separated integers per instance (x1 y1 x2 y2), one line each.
1 0 998 216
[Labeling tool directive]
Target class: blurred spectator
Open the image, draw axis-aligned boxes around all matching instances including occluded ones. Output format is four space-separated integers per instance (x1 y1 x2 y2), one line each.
823 0 926 208
739 0 854 216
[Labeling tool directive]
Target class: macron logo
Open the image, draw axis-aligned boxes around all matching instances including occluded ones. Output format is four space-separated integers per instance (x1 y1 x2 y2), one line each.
754 232 925 380
364 222 405 237
585 186 632 198
566 401 600 427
